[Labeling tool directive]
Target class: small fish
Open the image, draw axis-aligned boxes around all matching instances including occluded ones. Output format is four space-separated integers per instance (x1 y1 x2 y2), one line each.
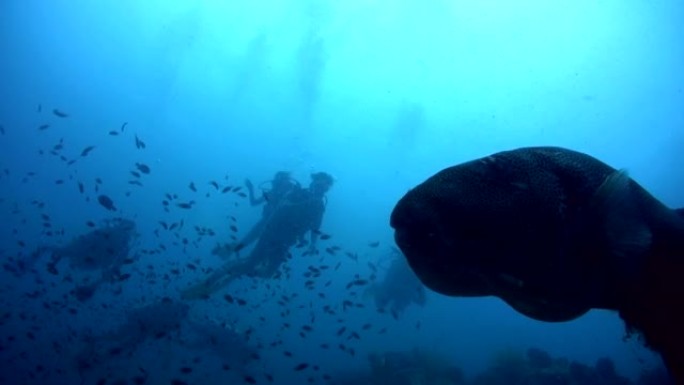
176 201 194 209
368 241 380 248
134 134 146 149
353 279 369 286
121 122 128 132
37 104 42 112
80 146 96 157
78 182 84 193
319 233 331 240
97 194 117 211
108 130 119 136
0 125 4 135
38 124 50 131
135 163 150 174
189 182 196 192
243 375 256 384
293 363 309 371
52 109 68 118
209 181 219 190
131 171 141 178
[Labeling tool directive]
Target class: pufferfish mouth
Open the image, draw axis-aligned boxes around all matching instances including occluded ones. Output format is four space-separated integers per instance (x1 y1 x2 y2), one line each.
483 273 592 322
392 227 494 297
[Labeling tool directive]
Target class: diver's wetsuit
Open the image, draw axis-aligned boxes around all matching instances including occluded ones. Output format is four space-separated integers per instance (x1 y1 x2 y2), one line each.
185 186 325 297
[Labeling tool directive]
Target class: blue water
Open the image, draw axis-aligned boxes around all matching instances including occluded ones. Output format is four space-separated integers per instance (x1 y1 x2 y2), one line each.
1 1 682 384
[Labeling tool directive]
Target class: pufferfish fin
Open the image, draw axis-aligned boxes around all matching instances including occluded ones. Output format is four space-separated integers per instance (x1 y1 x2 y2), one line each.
593 169 652 259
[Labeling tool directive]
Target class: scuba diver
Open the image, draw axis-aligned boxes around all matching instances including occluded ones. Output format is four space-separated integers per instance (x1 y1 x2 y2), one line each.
213 171 299 258
368 247 427 319
183 172 334 299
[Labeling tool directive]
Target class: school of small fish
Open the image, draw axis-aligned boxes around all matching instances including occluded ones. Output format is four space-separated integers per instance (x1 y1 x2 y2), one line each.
0 106 414 385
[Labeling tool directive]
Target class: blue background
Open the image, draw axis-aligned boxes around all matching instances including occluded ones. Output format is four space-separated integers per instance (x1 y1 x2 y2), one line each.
1 1 682 384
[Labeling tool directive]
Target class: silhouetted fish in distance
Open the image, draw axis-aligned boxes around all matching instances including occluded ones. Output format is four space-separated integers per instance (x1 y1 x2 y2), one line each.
98 195 117 211
52 109 68 118
135 163 150 174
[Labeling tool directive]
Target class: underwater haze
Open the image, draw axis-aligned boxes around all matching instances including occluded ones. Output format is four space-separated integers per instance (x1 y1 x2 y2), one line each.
1 0 682 384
